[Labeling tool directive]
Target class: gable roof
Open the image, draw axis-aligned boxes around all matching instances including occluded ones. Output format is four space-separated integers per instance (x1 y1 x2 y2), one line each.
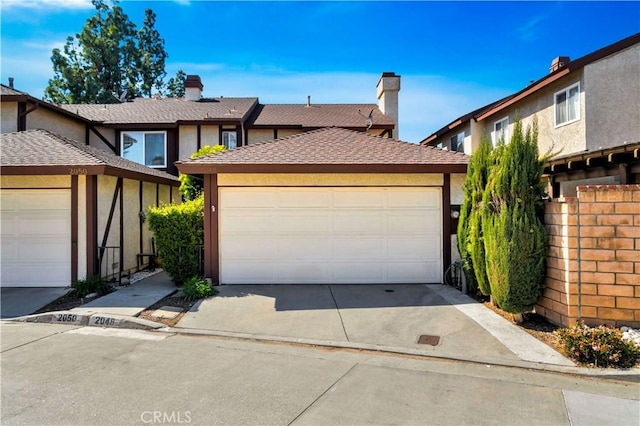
0 129 179 185
248 104 394 129
58 97 259 125
421 32 640 145
1 84 25 96
176 127 467 174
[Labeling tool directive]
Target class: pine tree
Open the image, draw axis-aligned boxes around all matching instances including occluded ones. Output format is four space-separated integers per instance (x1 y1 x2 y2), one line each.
482 118 547 313
458 136 493 295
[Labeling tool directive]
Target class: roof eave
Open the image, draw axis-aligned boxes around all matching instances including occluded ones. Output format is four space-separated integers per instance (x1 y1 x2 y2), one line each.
176 163 467 175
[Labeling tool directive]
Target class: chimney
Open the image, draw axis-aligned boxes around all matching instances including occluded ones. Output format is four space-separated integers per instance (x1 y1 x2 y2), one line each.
549 56 570 73
376 72 400 139
8 77 14 89
184 75 203 101
307 95 311 107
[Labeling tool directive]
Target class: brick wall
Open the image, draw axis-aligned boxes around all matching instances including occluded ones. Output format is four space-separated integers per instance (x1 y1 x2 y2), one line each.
536 185 640 328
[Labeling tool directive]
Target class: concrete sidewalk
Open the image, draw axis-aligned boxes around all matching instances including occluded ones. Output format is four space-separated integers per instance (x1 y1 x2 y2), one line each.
177 283 573 367
1 287 70 319
72 271 176 317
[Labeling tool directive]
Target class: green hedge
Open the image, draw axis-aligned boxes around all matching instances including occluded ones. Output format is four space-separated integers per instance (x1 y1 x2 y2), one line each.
147 195 204 285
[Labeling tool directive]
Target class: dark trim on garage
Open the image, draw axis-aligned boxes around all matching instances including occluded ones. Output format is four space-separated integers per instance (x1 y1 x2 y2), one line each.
442 173 451 283
203 173 219 282
86 175 98 276
71 175 78 283
139 181 144 254
119 178 124 276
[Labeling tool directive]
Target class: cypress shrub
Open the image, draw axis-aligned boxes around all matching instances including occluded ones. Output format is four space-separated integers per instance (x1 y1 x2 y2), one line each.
464 137 494 296
147 194 204 285
463 137 499 296
482 118 547 313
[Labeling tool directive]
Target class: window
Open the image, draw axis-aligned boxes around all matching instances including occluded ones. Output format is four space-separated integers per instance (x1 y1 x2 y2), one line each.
450 132 465 152
555 83 580 126
492 117 509 146
121 131 167 168
222 131 237 149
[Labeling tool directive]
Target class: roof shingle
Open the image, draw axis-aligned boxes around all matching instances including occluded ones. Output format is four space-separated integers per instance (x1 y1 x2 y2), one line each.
250 104 394 128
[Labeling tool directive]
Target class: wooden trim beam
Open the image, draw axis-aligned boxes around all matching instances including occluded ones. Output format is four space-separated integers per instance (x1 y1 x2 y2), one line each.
442 174 451 284
71 175 78 283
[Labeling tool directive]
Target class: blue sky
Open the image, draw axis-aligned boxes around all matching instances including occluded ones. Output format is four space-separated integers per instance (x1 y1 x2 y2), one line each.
1 1 639 143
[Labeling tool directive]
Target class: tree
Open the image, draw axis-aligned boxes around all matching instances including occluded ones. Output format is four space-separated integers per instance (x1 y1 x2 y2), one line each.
44 0 175 104
179 145 227 200
482 118 547 313
458 136 493 295
166 70 187 98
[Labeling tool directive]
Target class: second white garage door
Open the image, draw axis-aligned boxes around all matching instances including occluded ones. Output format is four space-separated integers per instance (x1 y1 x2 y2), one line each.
219 187 442 284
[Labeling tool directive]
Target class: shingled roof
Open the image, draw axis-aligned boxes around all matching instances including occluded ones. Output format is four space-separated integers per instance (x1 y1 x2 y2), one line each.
58 97 259 124
1 129 179 184
1 84 25 96
177 127 467 174
249 104 394 128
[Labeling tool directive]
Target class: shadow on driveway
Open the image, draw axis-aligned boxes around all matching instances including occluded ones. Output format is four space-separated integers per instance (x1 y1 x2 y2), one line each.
1 287 69 319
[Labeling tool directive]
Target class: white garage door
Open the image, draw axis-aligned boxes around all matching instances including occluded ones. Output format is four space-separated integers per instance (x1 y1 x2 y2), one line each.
1 189 71 287
219 187 442 284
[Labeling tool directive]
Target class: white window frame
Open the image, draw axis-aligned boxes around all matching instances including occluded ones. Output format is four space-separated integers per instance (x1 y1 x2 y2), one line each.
120 131 167 168
492 116 509 146
554 82 580 127
450 131 465 152
222 130 237 149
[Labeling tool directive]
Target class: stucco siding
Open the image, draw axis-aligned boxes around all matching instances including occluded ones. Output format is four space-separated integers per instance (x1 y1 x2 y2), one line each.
481 69 586 158
179 125 198 160
218 173 445 187
89 126 117 152
158 184 171 206
122 178 139 271
584 43 640 150
28 109 85 142
97 175 120 277
277 129 303 139
142 182 157 256
201 125 219 146
431 122 472 153
450 173 466 205
247 129 275 145
1 175 70 188
1 102 18 133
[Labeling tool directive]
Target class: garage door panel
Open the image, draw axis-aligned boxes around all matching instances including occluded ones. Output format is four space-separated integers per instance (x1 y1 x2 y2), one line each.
17 238 70 261
278 189 331 208
222 190 277 208
18 213 69 235
219 187 442 284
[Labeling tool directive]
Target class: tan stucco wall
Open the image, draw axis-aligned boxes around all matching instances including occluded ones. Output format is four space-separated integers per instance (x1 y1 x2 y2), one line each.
1 175 71 188
97 175 120 277
1 102 18 133
247 129 275 145
179 125 198 160
481 69 586 158
122 178 139 272
201 125 219 146
218 173 445 187
141 182 157 256
89 126 117 152
276 129 302 139
28 108 85 142
431 122 472 153
158 185 171 206
450 173 466 205
584 43 640 150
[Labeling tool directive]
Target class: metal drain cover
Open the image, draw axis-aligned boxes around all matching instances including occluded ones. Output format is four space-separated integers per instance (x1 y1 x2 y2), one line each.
417 335 440 346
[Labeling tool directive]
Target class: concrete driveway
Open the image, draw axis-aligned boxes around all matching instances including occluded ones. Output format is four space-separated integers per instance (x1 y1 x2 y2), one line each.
177 284 565 365
1 287 69 319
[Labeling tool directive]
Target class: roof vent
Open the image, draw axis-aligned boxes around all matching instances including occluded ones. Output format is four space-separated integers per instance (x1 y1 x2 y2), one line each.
550 56 570 73
307 95 311 107
8 77 14 89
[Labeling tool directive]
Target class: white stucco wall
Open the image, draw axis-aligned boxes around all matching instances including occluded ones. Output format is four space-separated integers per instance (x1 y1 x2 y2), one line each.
201 125 219 146
431 122 472 153
450 173 466 205
247 128 275 145
89 126 117 152
28 108 85 142
584 43 640 149
1 102 18 133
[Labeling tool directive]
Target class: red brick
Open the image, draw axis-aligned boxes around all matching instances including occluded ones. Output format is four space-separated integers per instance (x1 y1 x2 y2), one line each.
616 250 640 262
580 226 615 238
580 271 615 284
581 295 616 307
597 261 634 273
595 191 626 203
635 262 640 274
616 273 639 285
617 226 640 238
597 308 635 321
543 288 561 302
579 203 615 214
544 277 568 292
615 202 639 214
635 286 640 298
579 261 597 272
579 215 596 226
580 306 598 318
578 191 595 202
596 238 634 250
636 310 640 321
579 237 597 249
597 285 634 297
580 249 616 261
635 216 640 226
633 191 640 202
597 215 633 226
547 267 566 282
579 284 598 295
616 297 640 309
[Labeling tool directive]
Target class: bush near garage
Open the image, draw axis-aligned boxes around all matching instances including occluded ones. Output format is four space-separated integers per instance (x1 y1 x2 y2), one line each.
72 275 112 298
555 322 640 368
147 195 204 285
182 276 218 301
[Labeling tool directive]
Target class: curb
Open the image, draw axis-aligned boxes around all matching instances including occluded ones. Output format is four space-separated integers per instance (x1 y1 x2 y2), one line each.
3 311 163 330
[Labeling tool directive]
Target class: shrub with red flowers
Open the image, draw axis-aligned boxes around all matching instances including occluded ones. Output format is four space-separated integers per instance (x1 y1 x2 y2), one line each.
555 322 640 368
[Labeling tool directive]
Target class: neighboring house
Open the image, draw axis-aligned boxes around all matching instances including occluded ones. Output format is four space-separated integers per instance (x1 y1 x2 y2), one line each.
35 72 399 176
0 129 179 288
421 33 640 197
176 127 467 285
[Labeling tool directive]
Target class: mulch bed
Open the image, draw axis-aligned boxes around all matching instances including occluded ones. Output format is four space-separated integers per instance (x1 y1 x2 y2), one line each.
33 288 115 314
136 293 198 327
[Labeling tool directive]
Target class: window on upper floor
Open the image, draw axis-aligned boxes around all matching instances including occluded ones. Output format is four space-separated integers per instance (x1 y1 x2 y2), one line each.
222 131 237 149
492 116 509 146
121 131 167 168
555 82 580 127
450 132 465 152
